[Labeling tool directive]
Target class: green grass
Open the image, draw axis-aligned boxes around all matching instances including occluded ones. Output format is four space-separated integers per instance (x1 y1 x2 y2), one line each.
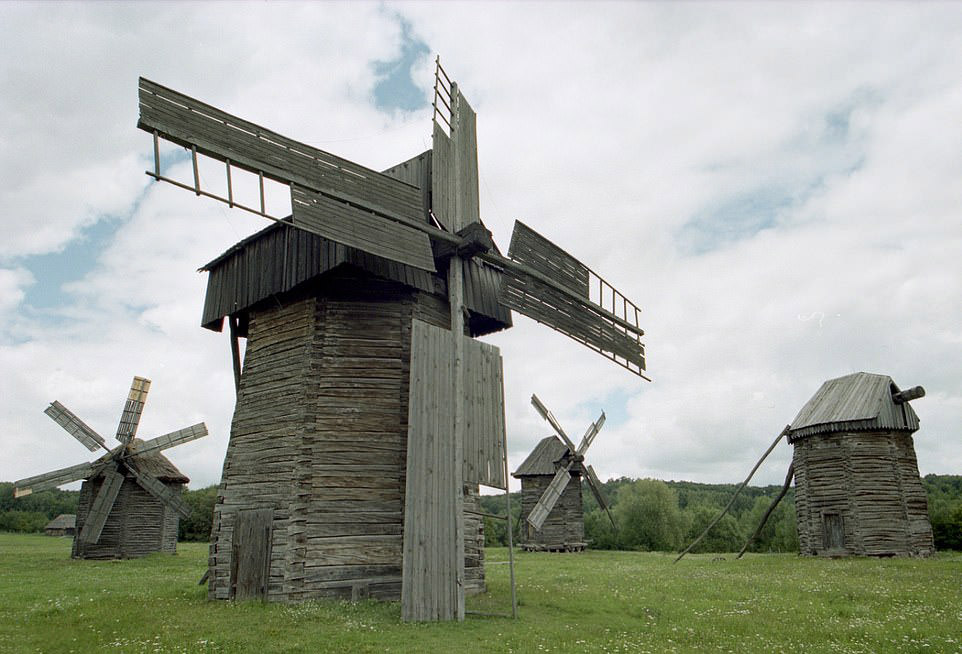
0 534 959 653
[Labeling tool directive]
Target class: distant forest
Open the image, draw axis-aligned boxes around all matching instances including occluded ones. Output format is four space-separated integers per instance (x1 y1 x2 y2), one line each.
2 475 961 552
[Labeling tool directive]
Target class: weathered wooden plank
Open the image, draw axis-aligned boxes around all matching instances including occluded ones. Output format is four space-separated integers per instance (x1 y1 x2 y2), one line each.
43 401 107 453
291 185 436 272
402 318 458 621
78 467 124 544
138 79 424 225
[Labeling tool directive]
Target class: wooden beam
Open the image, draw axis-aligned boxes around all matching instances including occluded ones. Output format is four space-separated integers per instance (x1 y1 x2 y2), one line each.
675 425 789 562
449 80 467 623
737 462 795 559
228 315 242 395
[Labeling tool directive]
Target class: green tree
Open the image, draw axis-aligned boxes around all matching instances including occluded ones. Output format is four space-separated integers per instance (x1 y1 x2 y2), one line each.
584 508 619 549
0 482 79 533
612 479 687 552
684 504 743 553
178 486 218 542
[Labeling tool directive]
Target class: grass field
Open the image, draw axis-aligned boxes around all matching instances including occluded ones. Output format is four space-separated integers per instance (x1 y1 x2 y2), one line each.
0 534 959 653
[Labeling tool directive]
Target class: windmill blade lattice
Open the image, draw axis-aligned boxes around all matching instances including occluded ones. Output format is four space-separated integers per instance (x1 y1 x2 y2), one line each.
526 394 613 531
527 466 574 531
14 461 96 498
116 376 150 444
133 423 208 457
78 464 125 544
44 401 107 452
126 466 192 519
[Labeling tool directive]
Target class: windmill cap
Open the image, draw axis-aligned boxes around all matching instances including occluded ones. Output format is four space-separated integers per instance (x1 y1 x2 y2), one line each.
787 372 922 442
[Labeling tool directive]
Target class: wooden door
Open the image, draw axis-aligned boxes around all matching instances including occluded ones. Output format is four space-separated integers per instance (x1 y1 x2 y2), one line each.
822 513 844 551
230 509 273 600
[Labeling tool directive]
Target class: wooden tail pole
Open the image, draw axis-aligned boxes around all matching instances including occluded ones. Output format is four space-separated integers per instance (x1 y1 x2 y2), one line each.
737 462 795 559
674 425 790 563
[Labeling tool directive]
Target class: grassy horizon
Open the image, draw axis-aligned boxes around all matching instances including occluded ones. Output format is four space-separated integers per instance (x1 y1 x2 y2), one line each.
0 533 959 653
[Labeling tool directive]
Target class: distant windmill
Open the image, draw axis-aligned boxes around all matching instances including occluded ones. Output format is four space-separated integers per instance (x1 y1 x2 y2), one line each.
513 395 615 552
678 372 934 562
14 376 208 559
137 57 647 620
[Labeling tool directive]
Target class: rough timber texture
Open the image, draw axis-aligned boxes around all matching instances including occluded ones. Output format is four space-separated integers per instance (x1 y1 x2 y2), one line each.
139 78 424 227
498 221 646 372
208 270 488 603
513 436 587 551
72 464 184 559
518 473 585 551
792 431 934 557
401 319 501 620
44 514 76 536
789 373 933 558
199 222 510 339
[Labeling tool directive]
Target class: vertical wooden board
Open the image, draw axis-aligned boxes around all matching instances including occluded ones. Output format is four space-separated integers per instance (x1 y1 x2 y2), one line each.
452 91 480 225
78 468 124 544
431 123 456 228
403 319 462 621
462 338 506 490
231 508 274 601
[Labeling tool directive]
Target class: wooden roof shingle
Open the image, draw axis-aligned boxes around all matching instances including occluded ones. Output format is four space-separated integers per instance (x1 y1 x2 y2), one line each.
512 436 569 477
45 514 76 530
788 372 921 442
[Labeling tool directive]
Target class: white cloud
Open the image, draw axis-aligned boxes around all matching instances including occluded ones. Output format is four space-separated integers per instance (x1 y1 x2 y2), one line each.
2 2 961 494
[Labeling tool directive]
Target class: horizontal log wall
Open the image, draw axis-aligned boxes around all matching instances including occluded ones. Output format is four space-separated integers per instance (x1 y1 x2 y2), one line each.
210 271 488 603
73 475 181 559
209 297 314 600
520 474 585 549
793 430 934 557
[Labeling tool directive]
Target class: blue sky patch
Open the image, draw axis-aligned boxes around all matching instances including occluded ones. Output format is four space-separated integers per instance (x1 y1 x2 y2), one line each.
373 17 430 113
20 218 121 309
578 387 633 433
677 186 794 255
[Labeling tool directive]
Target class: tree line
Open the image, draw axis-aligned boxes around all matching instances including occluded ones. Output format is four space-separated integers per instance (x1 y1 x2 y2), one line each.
480 474 962 553
3 474 962 552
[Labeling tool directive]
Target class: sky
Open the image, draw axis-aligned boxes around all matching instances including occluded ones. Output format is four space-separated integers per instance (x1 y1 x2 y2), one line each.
2 2 960 494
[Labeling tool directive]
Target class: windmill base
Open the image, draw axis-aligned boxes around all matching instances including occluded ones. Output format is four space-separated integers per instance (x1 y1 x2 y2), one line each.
520 542 587 553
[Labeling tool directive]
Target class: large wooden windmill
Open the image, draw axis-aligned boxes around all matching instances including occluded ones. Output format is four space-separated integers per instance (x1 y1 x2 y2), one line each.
513 395 616 551
14 376 208 559
137 59 647 620
788 372 933 557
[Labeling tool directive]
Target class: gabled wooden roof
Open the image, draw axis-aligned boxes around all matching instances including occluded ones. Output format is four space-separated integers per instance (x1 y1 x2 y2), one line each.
788 372 921 442
512 436 570 477
93 440 190 484
45 514 76 529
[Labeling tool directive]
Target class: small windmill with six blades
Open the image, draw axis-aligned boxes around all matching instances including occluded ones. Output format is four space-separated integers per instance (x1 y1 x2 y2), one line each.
14 376 208 558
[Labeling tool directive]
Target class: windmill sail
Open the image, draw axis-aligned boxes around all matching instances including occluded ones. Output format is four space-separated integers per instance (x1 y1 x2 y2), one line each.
44 401 107 452
584 464 616 528
78 465 124 544
527 466 573 531
132 423 208 456
14 461 95 497
127 467 192 519
496 221 647 378
290 185 435 272
138 78 436 272
116 376 151 445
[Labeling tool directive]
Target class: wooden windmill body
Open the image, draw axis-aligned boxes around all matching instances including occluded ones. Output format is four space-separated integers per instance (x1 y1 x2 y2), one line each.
138 59 647 620
513 436 587 551
14 377 208 559
788 372 933 557
73 441 188 559
199 224 508 602
512 396 615 552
